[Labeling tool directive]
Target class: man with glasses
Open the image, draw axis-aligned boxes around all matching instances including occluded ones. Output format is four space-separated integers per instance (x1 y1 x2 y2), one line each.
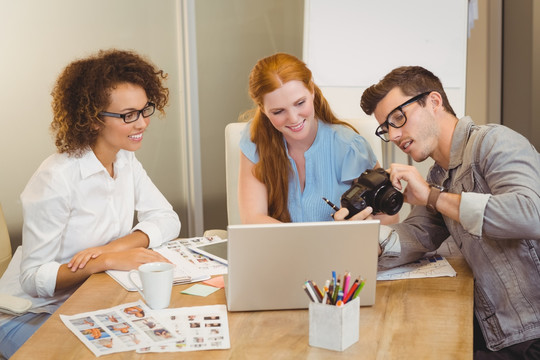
336 66 540 359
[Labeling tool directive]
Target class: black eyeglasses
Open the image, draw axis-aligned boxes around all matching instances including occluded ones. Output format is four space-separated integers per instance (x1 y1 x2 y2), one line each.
99 102 155 124
375 92 432 142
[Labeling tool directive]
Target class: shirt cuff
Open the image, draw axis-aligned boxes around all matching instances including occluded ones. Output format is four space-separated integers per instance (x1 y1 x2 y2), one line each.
459 192 491 237
35 261 61 298
379 225 400 257
132 222 162 249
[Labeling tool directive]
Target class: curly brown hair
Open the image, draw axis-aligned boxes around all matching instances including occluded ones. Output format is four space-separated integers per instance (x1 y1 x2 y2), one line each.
50 49 169 156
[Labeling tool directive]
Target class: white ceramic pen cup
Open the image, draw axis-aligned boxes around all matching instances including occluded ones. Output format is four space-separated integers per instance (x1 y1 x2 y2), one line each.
128 262 174 310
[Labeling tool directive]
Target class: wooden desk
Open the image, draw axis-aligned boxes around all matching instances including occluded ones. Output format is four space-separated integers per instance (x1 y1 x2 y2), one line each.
13 252 473 359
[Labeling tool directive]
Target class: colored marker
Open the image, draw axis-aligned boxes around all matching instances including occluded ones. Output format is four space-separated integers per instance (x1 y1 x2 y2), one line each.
343 272 351 299
336 290 344 307
332 277 341 304
344 278 359 303
322 280 330 304
312 281 324 303
303 285 316 302
304 281 319 302
352 278 365 300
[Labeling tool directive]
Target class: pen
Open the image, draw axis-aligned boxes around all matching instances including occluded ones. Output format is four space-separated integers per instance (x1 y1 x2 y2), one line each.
322 197 340 211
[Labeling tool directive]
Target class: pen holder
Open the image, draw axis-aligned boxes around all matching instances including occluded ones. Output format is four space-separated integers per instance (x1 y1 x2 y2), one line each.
308 296 360 351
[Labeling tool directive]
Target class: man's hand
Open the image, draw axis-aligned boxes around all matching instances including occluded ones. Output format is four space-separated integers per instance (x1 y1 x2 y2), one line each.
387 163 430 206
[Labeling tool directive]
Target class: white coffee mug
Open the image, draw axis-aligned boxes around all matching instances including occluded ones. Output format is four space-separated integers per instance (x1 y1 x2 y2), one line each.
128 262 174 310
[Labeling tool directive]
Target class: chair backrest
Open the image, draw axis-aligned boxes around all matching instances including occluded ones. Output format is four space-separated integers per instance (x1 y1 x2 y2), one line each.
225 122 246 225
0 203 12 277
224 120 383 226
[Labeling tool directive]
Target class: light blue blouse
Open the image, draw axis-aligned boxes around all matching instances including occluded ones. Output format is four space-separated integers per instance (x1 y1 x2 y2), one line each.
239 120 378 222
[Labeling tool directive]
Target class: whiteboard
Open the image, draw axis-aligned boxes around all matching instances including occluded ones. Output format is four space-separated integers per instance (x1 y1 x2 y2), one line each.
303 0 469 217
303 0 468 90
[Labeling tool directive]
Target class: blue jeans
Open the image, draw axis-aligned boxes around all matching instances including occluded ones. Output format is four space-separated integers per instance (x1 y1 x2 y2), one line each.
0 312 51 359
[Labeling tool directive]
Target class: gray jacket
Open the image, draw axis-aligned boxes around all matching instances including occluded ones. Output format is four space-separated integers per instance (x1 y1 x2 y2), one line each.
381 117 540 351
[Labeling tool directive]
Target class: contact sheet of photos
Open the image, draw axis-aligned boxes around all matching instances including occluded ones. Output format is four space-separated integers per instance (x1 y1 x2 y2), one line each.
138 304 230 353
166 237 228 276
60 301 230 356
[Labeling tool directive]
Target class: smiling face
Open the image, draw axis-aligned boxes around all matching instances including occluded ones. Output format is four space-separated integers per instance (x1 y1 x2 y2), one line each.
374 87 440 163
93 83 150 166
261 80 317 148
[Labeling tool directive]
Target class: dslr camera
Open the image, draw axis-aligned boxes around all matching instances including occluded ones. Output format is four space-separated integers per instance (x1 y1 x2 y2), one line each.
340 168 403 218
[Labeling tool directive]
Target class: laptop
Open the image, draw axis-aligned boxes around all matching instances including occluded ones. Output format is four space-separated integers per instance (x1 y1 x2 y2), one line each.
225 220 379 311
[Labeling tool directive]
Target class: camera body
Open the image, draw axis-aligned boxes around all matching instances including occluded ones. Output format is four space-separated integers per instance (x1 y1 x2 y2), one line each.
340 168 403 218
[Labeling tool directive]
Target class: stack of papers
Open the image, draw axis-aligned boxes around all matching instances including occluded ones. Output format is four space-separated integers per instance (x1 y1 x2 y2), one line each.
107 245 210 291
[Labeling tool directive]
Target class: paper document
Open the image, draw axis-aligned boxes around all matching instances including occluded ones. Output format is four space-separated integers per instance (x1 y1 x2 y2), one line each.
60 300 230 356
137 304 230 353
107 246 210 291
60 301 178 357
377 255 457 281
166 237 228 276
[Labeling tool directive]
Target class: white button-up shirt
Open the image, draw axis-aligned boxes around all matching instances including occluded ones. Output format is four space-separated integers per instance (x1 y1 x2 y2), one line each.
0 149 180 323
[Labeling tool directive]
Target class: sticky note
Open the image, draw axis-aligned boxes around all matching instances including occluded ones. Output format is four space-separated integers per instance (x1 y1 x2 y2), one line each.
202 276 225 289
181 284 220 297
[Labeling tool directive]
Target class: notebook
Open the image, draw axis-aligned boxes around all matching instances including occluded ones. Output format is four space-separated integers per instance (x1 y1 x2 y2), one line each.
106 246 210 291
225 220 379 311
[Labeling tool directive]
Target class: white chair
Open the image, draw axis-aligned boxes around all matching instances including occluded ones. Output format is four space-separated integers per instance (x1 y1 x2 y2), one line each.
224 122 246 226
203 122 246 238
223 120 384 227
0 203 12 277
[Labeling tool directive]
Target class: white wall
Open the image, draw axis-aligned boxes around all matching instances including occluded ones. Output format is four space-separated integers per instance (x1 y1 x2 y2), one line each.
194 0 304 230
0 0 191 250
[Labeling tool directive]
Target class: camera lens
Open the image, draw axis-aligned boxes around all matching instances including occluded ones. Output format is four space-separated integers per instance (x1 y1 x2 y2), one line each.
375 188 403 215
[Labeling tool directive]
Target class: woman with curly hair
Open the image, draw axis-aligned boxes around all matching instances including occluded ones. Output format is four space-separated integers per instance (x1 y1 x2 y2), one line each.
239 53 398 224
0 49 180 357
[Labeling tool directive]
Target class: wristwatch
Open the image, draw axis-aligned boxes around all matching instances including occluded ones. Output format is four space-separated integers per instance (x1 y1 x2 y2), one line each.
426 184 447 213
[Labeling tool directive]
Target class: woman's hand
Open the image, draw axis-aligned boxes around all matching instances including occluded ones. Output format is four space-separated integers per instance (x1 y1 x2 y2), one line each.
101 248 171 272
68 246 107 272
68 231 152 272
333 206 374 221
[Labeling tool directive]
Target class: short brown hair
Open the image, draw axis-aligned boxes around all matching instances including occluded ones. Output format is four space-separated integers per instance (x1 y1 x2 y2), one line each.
360 66 455 117
50 49 169 156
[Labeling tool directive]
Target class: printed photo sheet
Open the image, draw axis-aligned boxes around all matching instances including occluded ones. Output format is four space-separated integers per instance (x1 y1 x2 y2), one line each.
137 304 230 353
377 255 457 281
60 301 178 357
166 237 228 276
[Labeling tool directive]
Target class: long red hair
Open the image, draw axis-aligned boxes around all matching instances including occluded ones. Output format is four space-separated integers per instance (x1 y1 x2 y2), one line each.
245 53 355 222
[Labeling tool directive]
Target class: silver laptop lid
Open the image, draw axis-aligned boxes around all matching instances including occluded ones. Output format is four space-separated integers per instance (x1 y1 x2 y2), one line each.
226 220 379 311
